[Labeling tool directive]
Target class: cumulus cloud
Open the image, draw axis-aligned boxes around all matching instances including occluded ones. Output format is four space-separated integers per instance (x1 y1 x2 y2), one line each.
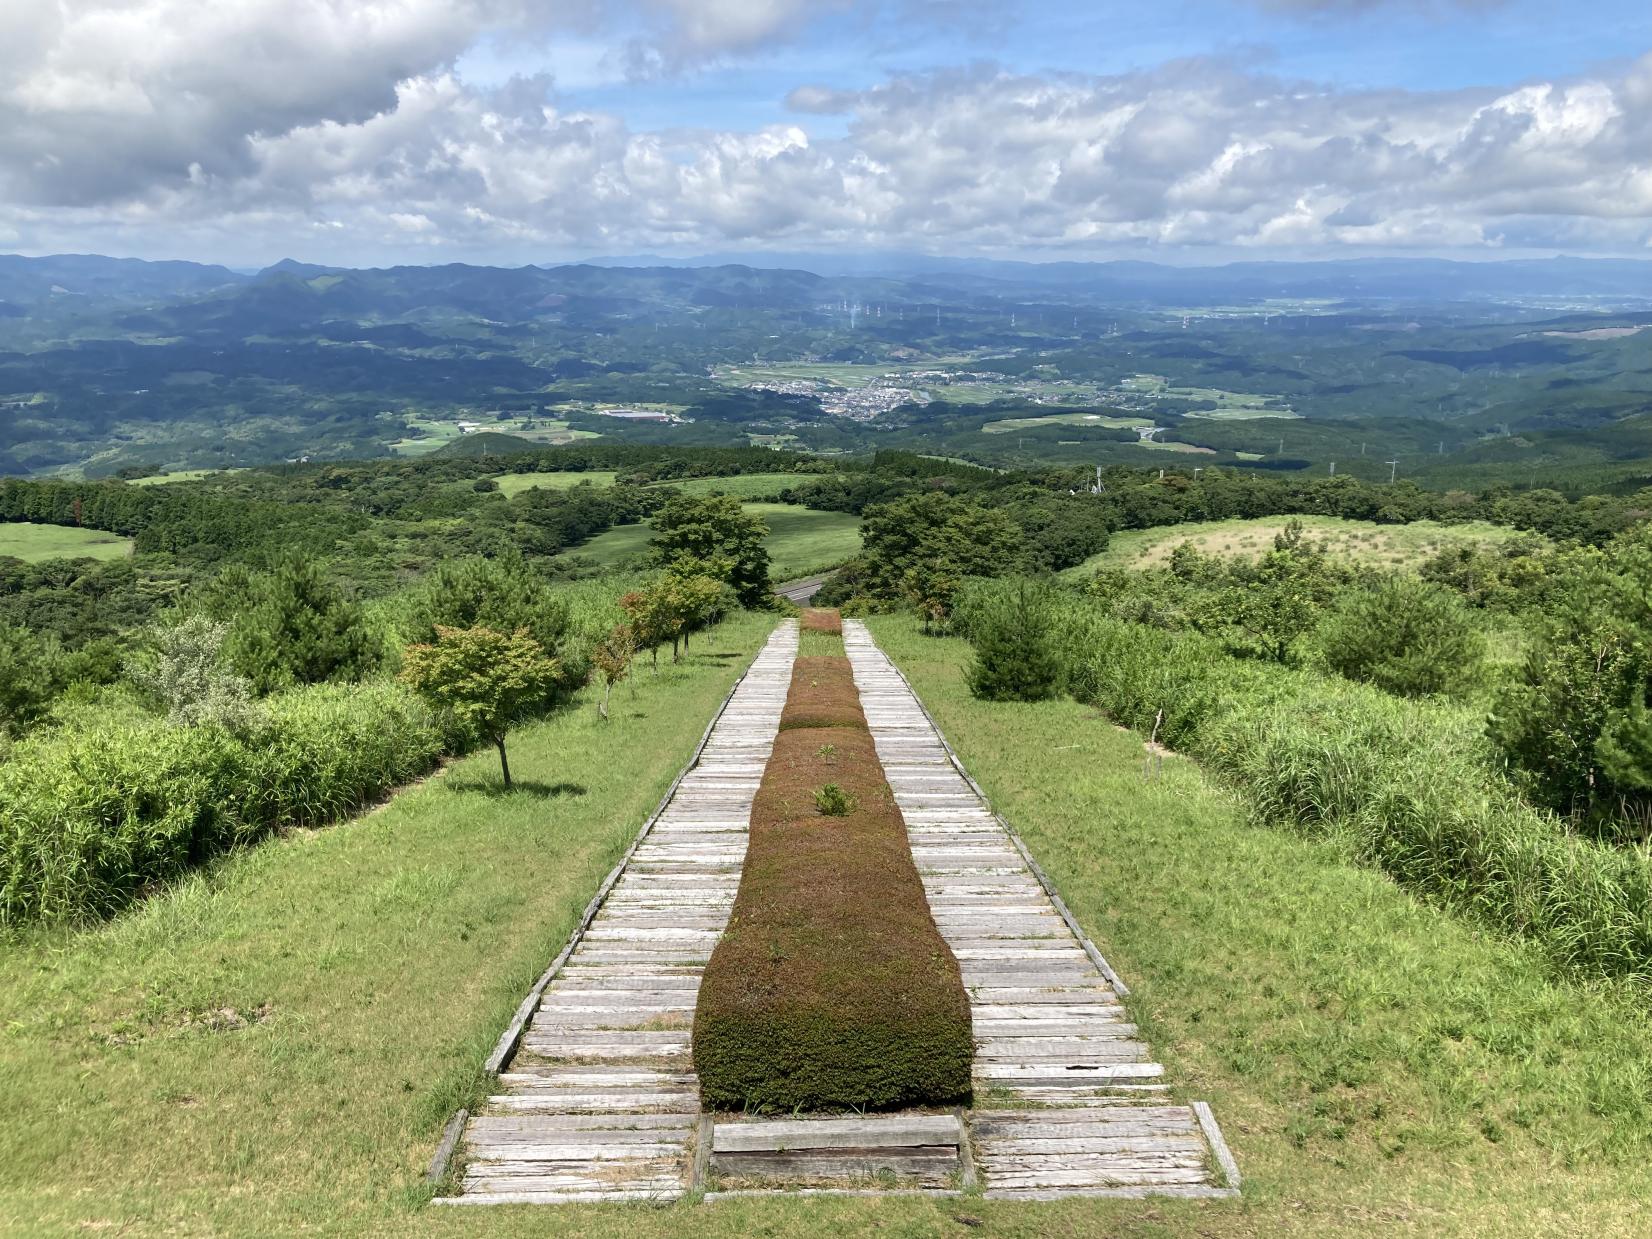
1 2 1650 260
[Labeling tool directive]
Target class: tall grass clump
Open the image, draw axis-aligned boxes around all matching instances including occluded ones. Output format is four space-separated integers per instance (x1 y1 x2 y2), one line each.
0 681 445 926
1056 604 1652 981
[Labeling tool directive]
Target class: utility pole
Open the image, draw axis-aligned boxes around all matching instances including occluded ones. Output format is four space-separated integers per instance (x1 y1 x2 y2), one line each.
1193 467 1203 480
1387 460 1398 484
1329 461 1336 476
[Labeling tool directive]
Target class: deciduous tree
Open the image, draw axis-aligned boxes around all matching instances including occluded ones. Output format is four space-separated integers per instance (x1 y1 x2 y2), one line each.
400 625 560 789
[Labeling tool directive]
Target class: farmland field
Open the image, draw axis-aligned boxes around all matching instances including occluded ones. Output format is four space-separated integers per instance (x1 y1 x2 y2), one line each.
1121 373 1300 419
1063 515 1536 578
564 502 861 579
981 413 1152 434
0 522 134 562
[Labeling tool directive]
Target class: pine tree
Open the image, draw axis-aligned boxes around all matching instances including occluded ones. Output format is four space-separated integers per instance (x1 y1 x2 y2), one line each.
967 579 1062 702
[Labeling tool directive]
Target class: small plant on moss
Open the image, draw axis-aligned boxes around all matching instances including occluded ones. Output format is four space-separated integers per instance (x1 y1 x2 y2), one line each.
814 784 856 816
816 743 838 763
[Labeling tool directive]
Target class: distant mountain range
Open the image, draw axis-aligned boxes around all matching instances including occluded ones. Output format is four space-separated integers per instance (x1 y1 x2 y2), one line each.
0 251 1648 322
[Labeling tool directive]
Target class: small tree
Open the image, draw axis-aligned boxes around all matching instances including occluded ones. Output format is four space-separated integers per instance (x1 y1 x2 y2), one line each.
127 615 261 735
591 623 637 721
1319 576 1485 699
401 625 560 789
967 579 1063 702
620 587 672 670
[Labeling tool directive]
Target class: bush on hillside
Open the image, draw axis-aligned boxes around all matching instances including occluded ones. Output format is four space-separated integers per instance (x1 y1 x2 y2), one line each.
0 681 444 925
404 550 585 691
1056 605 1652 980
126 615 260 734
965 577 1063 702
199 556 384 694
1318 576 1485 699
1489 529 1652 832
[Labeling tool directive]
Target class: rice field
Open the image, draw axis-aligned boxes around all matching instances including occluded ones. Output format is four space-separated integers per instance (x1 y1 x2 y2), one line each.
0 522 135 562
1062 515 1537 579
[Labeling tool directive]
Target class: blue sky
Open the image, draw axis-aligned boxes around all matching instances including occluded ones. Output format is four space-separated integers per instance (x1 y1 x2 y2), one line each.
2 1 1651 264
459 2 1652 130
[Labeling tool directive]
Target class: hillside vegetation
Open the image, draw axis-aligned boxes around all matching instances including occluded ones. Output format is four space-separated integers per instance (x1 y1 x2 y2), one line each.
1062 515 1536 578
870 616 1652 1237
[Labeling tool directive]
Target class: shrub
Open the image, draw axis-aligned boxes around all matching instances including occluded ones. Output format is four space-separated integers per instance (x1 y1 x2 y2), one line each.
1061 607 1652 980
206 556 384 694
0 681 444 925
126 615 260 735
966 577 1063 702
812 783 855 816
1488 533 1652 829
694 658 972 1111
650 493 771 606
404 550 584 692
1318 576 1485 698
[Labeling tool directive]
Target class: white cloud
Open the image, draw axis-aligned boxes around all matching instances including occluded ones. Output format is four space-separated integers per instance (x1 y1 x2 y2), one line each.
0 3 1649 260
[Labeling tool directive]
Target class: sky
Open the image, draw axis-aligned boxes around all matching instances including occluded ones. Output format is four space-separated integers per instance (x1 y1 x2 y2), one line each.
1 0 1651 267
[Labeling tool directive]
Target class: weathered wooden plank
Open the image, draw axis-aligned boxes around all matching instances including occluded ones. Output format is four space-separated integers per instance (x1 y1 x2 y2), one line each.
713 1115 960 1153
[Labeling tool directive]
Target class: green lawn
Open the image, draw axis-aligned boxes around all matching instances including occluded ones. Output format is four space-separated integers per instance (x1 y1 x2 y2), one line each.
126 469 243 486
865 615 1652 1237
650 473 816 499
0 613 777 1236
1063 516 1537 579
0 522 134 562
565 504 861 580
493 470 618 497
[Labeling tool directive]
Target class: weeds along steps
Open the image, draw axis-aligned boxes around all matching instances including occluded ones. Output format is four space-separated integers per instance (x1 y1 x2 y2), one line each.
693 623 972 1112
1040 601 1652 982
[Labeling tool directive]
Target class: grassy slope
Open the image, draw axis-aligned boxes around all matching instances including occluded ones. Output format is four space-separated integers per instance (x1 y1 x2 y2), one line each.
0 613 776 1236
648 473 813 499
1063 515 1534 579
0 521 134 561
566 503 861 580
865 615 1652 1237
493 470 619 497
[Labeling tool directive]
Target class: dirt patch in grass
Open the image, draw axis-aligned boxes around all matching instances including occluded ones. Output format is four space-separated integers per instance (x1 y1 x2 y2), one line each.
801 608 843 634
694 656 972 1111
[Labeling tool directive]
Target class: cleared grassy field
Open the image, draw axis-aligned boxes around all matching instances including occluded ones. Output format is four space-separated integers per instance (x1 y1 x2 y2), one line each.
0 522 134 562
566 503 861 580
1064 515 1535 579
981 413 1151 434
0 614 778 1236
126 469 243 486
866 615 1652 1237
492 470 618 497
650 472 816 499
